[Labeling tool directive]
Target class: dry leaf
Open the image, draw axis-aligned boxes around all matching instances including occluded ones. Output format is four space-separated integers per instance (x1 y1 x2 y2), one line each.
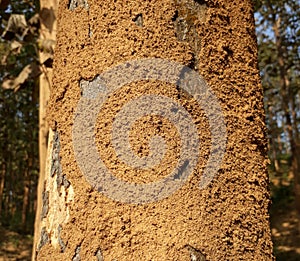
10 40 22 53
2 14 27 40
28 13 40 25
2 63 41 91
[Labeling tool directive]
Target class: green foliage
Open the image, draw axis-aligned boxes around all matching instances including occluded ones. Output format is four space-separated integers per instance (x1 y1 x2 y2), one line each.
270 182 294 208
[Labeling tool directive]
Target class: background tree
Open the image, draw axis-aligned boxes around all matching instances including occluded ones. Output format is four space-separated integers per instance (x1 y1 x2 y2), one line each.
255 1 300 258
33 1 58 260
0 0 40 234
255 0 300 210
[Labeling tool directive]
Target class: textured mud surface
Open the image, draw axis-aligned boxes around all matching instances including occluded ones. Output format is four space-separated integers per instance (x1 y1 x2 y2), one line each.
39 0 273 260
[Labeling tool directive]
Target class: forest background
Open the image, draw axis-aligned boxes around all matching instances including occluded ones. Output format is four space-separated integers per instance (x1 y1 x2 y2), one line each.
0 0 299 260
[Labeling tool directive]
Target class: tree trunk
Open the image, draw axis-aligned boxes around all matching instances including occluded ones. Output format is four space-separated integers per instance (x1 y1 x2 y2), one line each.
268 105 280 173
0 161 5 217
21 166 30 232
33 0 59 259
271 5 300 214
34 0 274 260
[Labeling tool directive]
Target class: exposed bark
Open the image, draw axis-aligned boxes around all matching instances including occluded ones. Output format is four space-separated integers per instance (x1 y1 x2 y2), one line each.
33 0 59 259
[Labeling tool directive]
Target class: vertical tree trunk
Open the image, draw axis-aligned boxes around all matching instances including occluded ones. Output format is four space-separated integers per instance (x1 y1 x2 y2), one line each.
271 5 300 213
21 165 30 232
268 105 280 173
0 107 8 220
22 105 35 232
0 161 5 217
34 0 274 260
33 0 59 259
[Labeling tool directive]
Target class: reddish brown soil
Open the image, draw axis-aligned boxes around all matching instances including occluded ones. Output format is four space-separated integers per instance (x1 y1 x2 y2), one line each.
0 227 32 261
271 204 300 261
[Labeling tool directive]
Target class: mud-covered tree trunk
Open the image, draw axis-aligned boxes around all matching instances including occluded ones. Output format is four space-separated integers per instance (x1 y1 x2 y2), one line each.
33 0 274 260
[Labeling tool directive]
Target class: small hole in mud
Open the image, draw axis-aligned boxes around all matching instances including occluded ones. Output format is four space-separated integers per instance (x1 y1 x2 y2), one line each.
171 10 179 22
133 13 143 27
223 46 233 56
195 0 207 4
246 116 254 122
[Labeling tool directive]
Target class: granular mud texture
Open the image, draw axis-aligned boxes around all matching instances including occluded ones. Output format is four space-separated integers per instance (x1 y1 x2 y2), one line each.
40 0 274 260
